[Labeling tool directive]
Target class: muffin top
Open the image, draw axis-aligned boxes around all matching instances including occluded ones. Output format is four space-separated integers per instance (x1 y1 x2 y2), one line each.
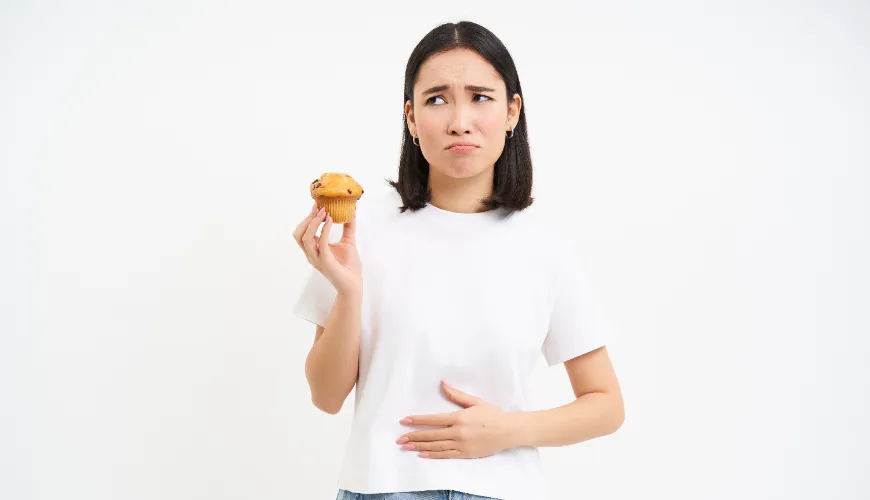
310 172 364 199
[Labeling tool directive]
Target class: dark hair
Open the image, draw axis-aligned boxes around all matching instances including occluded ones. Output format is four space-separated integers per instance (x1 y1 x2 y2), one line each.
386 21 534 215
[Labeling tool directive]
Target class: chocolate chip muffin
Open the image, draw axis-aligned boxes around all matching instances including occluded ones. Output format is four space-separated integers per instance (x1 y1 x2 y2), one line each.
310 173 364 224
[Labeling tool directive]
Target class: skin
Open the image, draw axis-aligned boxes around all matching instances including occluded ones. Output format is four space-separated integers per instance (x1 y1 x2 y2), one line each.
295 47 624 453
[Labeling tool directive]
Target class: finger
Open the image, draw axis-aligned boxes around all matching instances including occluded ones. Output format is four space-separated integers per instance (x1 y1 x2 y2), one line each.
398 428 456 443
402 440 460 452
319 214 335 261
419 450 463 459
340 212 356 244
293 204 319 249
401 413 457 427
442 381 482 409
302 208 325 252
301 208 326 260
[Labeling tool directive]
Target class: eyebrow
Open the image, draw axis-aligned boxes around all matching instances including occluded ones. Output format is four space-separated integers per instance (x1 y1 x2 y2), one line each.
421 84 497 96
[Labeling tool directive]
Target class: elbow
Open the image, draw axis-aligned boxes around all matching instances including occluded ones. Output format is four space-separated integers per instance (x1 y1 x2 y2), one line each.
611 405 625 433
307 376 346 414
306 376 344 415
305 359 344 415
607 396 625 435
311 393 343 415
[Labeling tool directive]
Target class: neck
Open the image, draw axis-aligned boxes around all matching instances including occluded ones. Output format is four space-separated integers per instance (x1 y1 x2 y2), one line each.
428 166 495 214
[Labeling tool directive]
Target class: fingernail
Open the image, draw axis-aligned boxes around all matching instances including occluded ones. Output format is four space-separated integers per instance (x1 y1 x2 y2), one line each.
311 205 317 214
418 452 430 458
400 418 412 424
396 436 409 444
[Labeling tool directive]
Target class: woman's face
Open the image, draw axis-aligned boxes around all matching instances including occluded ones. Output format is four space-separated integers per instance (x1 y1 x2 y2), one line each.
405 48 522 180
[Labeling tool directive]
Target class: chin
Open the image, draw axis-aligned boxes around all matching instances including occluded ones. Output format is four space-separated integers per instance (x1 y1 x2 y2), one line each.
435 159 491 179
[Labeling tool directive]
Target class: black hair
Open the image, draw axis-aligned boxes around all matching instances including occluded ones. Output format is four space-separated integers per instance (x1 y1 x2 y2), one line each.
386 21 534 215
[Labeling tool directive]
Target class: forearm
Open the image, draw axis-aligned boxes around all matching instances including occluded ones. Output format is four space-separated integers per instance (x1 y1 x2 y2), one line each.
510 391 624 448
304 290 361 414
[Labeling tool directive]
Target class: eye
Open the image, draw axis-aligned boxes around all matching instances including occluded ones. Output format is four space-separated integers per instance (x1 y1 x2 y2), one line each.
424 94 493 105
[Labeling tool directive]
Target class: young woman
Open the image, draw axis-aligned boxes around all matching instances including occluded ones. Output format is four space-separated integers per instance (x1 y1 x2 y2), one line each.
293 21 624 500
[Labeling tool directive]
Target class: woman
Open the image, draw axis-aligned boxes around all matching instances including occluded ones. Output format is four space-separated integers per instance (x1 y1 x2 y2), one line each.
293 21 624 500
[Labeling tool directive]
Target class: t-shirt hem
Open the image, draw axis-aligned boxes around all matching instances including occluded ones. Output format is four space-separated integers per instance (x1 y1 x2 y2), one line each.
545 338 607 367
292 303 330 328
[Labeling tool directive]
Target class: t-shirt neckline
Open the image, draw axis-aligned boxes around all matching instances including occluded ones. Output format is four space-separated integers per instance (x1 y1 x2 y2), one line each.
418 201 507 227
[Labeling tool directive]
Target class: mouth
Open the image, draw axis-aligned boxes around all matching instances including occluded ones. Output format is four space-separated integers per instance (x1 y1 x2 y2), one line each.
446 143 480 153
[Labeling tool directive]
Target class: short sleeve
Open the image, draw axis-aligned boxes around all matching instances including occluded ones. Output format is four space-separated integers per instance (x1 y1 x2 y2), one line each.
292 268 338 328
541 250 610 367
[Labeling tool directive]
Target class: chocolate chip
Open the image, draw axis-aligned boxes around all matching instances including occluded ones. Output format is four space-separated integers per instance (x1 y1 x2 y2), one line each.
314 183 321 189
347 189 352 194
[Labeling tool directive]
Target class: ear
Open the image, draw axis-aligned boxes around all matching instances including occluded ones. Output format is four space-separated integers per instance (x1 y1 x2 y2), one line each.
405 99 416 135
507 93 522 131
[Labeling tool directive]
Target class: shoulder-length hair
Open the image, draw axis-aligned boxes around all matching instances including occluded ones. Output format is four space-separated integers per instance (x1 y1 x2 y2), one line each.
386 21 534 215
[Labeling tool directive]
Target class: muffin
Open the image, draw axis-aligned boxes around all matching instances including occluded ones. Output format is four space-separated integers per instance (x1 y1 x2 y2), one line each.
310 172 364 224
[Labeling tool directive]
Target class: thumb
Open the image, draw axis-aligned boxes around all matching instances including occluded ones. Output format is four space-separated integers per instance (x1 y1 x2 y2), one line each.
442 381 481 408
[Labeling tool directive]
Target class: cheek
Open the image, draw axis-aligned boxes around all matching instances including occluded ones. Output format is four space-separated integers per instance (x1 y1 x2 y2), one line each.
480 110 507 137
416 113 440 136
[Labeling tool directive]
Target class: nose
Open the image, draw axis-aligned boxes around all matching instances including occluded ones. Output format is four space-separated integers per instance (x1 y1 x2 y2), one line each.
447 101 472 135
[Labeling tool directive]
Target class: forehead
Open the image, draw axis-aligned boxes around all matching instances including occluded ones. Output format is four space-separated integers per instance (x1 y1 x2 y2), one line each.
415 48 504 93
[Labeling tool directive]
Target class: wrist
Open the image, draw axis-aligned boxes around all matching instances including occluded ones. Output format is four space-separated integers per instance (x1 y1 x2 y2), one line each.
335 285 362 301
505 411 533 449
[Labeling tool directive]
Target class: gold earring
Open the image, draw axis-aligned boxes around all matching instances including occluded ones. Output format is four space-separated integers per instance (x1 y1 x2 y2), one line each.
412 134 419 146
506 126 514 139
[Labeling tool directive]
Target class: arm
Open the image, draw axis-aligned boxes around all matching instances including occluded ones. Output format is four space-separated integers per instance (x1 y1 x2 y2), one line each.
396 346 623 459
303 289 362 415
511 346 624 447
293 204 363 415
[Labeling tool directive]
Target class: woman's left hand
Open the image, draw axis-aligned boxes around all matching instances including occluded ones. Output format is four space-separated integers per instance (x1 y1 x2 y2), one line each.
396 381 521 459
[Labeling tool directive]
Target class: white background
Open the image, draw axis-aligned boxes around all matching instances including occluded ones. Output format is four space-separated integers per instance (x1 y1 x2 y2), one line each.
2 1 869 499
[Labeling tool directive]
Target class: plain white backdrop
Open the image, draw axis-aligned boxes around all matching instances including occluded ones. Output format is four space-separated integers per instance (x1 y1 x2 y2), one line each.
2 1 868 499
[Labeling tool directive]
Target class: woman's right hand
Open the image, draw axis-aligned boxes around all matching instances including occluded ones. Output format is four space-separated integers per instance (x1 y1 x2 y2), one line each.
294 202 362 297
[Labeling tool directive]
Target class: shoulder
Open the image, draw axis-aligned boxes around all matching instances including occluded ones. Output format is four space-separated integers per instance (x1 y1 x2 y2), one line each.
498 198 567 243
502 199 589 272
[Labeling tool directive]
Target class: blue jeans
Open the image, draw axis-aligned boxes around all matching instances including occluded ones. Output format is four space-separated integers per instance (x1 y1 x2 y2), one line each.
336 490 500 500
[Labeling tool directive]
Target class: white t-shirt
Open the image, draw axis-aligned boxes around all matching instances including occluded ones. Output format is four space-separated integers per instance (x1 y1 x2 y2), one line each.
293 189 609 500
